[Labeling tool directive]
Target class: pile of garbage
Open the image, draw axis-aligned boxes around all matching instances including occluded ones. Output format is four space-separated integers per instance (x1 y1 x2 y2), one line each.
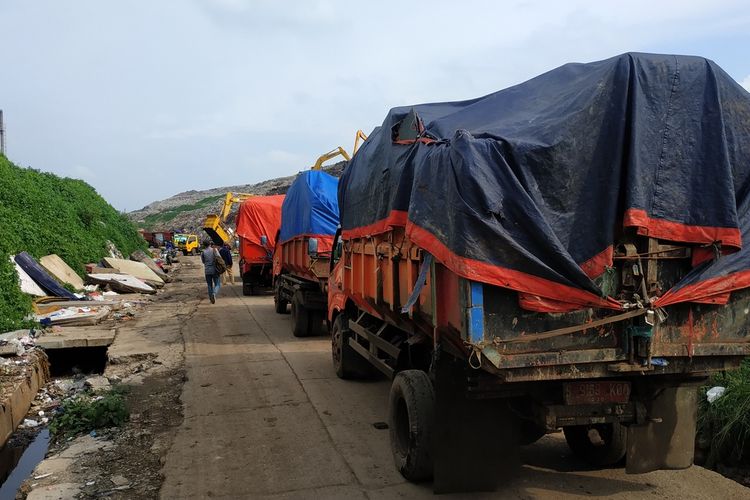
6 246 175 329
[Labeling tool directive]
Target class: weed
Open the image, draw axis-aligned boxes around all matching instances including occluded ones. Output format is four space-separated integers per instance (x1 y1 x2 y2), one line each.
50 387 129 438
697 358 750 467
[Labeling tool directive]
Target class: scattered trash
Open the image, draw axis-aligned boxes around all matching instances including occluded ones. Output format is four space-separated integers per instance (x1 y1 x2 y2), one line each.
650 357 669 366
85 375 111 393
36 306 112 327
706 386 727 403
21 419 40 429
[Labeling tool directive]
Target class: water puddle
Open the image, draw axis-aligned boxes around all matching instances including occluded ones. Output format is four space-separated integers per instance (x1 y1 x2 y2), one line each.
0 428 50 499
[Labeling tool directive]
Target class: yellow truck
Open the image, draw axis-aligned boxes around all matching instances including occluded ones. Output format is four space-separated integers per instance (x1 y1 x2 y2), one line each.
174 233 200 255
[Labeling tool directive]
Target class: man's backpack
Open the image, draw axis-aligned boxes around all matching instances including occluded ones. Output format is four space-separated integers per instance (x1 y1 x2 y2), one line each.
214 250 227 274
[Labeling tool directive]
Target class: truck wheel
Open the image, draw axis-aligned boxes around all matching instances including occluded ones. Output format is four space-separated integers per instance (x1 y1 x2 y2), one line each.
309 310 326 336
388 370 434 482
291 292 311 337
331 314 371 379
274 284 288 314
563 422 627 466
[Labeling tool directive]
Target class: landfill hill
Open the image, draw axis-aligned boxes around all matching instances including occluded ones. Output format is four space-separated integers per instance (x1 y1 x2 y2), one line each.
128 161 346 233
0 154 146 332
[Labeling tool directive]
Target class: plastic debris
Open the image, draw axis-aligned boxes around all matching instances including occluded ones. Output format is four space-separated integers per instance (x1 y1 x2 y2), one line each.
21 418 40 428
706 386 726 403
650 357 669 366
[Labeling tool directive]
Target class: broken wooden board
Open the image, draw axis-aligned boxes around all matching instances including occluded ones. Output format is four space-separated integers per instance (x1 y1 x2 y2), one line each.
40 254 85 290
102 258 164 287
130 250 171 282
35 327 116 349
87 273 155 294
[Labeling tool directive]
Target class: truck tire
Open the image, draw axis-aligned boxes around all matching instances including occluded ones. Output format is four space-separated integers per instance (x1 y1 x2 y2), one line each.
563 422 627 466
274 282 288 314
388 370 434 482
331 314 371 379
291 292 311 337
309 310 326 336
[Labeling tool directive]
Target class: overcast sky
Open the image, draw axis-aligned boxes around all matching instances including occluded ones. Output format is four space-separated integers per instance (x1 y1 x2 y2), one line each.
1 1 749 211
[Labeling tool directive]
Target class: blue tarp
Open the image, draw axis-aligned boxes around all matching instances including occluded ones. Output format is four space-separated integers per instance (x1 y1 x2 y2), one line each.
339 53 750 311
15 252 79 299
280 170 340 242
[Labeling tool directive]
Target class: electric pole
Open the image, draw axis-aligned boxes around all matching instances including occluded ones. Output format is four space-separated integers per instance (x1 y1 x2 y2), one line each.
0 109 5 156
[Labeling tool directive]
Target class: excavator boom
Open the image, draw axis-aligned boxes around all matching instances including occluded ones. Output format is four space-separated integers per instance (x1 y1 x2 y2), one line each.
310 130 368 171
203 192 255 245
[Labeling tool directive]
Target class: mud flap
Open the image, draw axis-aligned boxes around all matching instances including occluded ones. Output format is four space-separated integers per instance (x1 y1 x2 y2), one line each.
432 355 519 493
626 385 698 473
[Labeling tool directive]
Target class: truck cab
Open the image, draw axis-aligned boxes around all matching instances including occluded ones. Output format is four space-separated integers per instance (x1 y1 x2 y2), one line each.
174 233 199 255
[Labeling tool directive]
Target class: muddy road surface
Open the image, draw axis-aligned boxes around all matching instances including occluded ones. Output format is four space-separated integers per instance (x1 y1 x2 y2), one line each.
156 258 749 499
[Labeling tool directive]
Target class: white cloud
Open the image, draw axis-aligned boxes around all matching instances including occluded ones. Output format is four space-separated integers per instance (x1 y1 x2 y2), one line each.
2 0 750 210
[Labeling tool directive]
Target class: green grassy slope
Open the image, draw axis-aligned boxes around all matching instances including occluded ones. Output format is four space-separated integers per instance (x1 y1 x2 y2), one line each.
0 155 146 331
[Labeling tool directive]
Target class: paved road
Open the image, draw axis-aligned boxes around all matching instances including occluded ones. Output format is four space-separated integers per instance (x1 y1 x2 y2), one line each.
160 260 748 499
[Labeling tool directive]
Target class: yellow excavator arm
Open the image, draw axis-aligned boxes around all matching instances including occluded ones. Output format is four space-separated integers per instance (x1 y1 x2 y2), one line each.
220 192 255 221
310 130 368 171
310 147 350 171
203 192 255 245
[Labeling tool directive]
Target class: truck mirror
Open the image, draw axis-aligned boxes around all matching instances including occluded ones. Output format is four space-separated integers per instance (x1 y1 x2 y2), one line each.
260 235 268 247
308 238 319 256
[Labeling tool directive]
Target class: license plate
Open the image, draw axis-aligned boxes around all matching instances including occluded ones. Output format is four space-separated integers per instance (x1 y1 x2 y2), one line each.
563 381 631 405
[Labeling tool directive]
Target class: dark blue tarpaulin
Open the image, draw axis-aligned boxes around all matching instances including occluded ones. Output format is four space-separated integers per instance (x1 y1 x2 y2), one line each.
338 53 750 311
15 252 79 299
280 170 340 242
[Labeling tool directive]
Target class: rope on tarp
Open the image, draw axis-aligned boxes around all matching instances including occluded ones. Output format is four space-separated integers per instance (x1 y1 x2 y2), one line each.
400 253 433 314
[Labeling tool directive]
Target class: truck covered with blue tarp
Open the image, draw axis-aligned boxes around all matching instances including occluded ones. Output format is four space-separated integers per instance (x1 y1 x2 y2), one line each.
274 170 340 337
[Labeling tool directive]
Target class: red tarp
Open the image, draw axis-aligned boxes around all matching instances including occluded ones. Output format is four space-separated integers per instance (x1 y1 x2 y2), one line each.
236 195 285 263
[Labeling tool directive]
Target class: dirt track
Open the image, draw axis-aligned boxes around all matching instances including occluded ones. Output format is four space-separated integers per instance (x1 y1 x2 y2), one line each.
154 258 749 499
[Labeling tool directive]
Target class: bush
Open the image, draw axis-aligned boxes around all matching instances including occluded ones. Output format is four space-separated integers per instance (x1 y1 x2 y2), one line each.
0 154 146 331
697 359 750 467
49 388 129 438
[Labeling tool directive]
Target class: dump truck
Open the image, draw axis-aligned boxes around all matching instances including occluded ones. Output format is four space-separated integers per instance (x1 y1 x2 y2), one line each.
327 53 750 493
141 230 172 247
273 170 339 337
235 195 284 295
174 233 199 255
203 192 254 245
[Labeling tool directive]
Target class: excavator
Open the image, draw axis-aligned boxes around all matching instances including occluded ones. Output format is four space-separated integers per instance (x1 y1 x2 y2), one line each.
202 192 254 246
203 130 367 245
310 130 367 170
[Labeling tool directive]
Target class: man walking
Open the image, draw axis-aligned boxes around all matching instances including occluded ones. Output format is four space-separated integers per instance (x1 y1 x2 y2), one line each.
219 243 234 285
200 240 221 303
